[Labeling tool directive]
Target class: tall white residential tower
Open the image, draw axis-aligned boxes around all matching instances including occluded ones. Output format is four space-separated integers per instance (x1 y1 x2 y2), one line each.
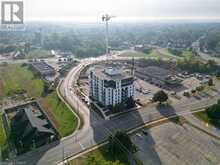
89 66 135 107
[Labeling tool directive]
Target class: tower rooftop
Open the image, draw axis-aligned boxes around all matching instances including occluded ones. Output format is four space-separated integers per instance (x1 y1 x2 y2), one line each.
91 66 132 81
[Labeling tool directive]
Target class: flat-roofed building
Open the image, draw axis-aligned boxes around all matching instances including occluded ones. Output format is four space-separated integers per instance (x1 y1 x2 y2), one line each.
89 66 135 106
31 61 55 77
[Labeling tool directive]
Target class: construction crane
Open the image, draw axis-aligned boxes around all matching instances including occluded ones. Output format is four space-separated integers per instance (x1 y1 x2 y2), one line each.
102 14 115 61
131 56 135 76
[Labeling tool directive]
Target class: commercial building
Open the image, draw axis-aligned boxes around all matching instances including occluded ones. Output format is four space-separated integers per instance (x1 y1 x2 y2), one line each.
31 61 55 77
89 66 135 107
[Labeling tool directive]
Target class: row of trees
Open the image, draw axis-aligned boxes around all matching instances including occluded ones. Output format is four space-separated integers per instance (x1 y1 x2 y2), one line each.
200 31 220 55
43 32 105 58
177 56 220 74
0 45 17 54
2 23 219 59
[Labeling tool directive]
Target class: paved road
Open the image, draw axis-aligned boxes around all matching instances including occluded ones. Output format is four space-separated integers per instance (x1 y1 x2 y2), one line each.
0 57 60 64
8 56 220 165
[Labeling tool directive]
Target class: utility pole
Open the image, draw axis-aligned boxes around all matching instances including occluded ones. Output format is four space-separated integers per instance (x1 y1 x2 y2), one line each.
102 14 115 62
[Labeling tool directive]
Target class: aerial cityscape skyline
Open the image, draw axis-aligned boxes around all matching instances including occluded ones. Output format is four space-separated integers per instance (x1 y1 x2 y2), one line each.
1 1 220 164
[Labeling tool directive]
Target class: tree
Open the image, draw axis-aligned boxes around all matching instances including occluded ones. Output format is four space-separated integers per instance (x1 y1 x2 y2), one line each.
108 131 136 157
206 100 220 120
208 78 214 86
84 156 123 165
183 91 190 97
41 82 53 97
168 48 182 56
191 89 196 94
152 90 168 104
125 97 136 108
112 104 123 113
196 85 204 91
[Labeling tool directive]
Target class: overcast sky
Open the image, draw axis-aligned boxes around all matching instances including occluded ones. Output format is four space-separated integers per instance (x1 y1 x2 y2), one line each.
24 0 220 22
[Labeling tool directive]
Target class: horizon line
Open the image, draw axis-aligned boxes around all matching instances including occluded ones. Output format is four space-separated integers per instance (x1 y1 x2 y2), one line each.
23 16 220 23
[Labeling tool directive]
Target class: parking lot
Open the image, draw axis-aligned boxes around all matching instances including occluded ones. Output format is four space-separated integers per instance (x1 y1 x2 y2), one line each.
134 79 163 105
131 122 220 165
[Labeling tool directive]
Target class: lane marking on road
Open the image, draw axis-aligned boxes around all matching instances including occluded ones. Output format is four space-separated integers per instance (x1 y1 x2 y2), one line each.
79 142 85 150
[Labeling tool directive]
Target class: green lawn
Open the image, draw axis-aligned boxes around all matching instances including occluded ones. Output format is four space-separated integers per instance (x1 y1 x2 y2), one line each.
120 48 183 60
40 92 77 137
119 50 147 58
0 114 9 160
194 111 209 123
147 48 180 60
26 49 54 59
0 64 44 97
0 64 77 137
182 50 193 58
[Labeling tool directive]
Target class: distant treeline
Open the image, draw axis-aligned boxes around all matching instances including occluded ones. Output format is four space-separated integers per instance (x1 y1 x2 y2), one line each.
43 32 106 58
1 23 220 58
177 56 220 75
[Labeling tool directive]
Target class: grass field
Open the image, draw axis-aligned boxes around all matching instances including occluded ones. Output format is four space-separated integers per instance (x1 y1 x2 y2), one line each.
194 111 209 123
0 64 77 137
120 48 183 60
26 49 54 59
40 92 77 137
0 64 44 97
182 50 193 58
119 50 147 58
147 48 181 59
0 114 9 160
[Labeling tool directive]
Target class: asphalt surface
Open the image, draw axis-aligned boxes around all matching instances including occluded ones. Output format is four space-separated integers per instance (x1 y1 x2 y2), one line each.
6 56 220 165
132 121 220 165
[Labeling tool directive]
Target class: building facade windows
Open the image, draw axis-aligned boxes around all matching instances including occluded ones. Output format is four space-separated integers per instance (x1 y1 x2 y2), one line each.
89 67 135 107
